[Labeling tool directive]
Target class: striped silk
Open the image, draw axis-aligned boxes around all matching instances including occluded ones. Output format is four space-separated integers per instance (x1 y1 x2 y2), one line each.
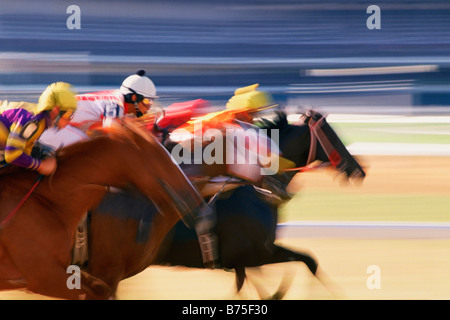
0 102 49 169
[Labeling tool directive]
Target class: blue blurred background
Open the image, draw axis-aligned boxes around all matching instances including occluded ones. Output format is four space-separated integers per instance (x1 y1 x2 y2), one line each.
1 0 450 114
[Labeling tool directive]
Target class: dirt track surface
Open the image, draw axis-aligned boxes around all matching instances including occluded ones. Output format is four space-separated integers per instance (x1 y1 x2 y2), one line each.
288 155 450 196
1 156 449 300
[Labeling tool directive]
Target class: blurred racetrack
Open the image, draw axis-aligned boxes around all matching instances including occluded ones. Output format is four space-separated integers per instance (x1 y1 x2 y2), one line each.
1 0 449 301
1 0 450 112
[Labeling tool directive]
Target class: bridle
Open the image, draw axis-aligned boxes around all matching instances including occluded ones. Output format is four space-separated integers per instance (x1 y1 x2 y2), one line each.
281 111 340 173
284 110 365 180
306 111 342 168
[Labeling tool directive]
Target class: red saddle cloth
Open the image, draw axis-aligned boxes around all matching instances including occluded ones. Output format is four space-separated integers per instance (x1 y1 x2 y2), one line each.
157 99 211 131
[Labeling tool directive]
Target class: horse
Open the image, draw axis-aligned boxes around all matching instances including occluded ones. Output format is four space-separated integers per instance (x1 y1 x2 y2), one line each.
0 118 208 300
153 110 365 298
80 117 272 298
84 110 365 299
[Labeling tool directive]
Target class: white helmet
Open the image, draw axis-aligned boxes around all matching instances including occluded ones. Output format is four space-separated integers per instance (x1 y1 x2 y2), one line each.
120 70 158 99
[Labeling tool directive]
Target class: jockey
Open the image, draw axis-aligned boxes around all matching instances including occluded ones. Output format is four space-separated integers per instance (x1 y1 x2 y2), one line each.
228 84 294 203
173 83 277 136
38 70 158 151
225 83 277 124
34 72 221 270
167 85 283 268
175 84 291 202
0 82 77 175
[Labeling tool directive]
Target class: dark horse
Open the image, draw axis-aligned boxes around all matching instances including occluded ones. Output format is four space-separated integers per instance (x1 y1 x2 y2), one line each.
0 118 208 300
84 110 365 299
153 110 365 298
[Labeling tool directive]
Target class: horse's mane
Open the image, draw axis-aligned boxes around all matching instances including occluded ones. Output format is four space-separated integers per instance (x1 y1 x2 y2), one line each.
255 111 290 130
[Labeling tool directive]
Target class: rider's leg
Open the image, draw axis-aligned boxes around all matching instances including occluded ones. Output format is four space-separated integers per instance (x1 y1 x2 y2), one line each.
193 204 219 269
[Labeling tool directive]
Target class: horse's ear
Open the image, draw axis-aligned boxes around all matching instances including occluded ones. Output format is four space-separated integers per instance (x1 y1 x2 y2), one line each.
306 109 324 121
265 110 287 129
298 109 324 125
256 117 274 129
276 110 288 126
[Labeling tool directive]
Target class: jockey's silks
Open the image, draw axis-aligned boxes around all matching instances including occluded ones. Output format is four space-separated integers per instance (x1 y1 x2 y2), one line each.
177 109 237 135
71 89 124 131
0 101 50 169
38 90 124 150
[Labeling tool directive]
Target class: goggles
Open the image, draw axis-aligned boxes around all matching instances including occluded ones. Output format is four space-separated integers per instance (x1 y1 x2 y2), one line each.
142 98 154 106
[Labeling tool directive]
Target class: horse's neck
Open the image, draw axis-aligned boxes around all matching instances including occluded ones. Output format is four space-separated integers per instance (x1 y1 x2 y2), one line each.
57 138 130 186
44 139 132 224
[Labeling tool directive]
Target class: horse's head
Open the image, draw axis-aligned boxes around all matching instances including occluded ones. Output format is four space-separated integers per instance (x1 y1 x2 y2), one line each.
302 109 366 181
259 110 366 182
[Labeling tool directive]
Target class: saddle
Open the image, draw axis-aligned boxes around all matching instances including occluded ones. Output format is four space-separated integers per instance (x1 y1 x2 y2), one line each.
200 174 291 207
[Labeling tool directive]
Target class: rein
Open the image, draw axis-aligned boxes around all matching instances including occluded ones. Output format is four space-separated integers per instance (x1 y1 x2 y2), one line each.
307 113 342 167
282 162 331 172
207 177 231 207
0 175 43 228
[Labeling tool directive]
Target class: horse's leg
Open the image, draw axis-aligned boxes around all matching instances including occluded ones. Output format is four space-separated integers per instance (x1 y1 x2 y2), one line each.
21 262 113 300
311 267 344 299
4 238 112 299
81 268 121 300
235 266 246 293
266 245 342 299
233 245 315 300
246 267 273 300
0 279 27 291
25 265 86 299
268 245 318 275
1 237 68 298
80 270 115 300
233 267 275 300
233 266 286 300
0 247 28 291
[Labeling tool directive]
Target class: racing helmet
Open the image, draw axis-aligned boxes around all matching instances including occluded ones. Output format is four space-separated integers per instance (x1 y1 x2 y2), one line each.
120 70 159 101
226 83 276 113
36 82 77 114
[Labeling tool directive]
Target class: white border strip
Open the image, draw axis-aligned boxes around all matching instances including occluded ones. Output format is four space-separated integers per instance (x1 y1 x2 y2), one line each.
305 65 439 76
287 114 450 124
278 221 450 228
277 221 450 239
346 142 450 156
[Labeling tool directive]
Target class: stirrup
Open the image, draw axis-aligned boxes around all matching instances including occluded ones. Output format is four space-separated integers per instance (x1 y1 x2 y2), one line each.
193 204 219 269
72 217 89 268
197 232 219 269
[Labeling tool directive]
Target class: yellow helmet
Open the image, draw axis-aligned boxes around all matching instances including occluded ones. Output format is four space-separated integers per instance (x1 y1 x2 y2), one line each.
37 82 77 114
226 83 276 113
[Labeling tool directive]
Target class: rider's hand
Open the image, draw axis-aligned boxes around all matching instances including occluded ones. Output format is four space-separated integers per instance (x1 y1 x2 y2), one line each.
37 157 57 175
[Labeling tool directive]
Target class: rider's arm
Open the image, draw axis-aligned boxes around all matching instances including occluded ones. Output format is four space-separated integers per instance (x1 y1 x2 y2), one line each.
4 112 45 171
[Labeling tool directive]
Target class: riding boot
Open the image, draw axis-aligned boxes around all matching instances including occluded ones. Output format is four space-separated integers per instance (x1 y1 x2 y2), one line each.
194 204 219 269
259 175 292 205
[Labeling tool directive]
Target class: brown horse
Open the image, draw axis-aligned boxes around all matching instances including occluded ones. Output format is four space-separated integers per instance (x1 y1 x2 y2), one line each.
82 125 253 299
0 118 207 300
81 110 365 299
